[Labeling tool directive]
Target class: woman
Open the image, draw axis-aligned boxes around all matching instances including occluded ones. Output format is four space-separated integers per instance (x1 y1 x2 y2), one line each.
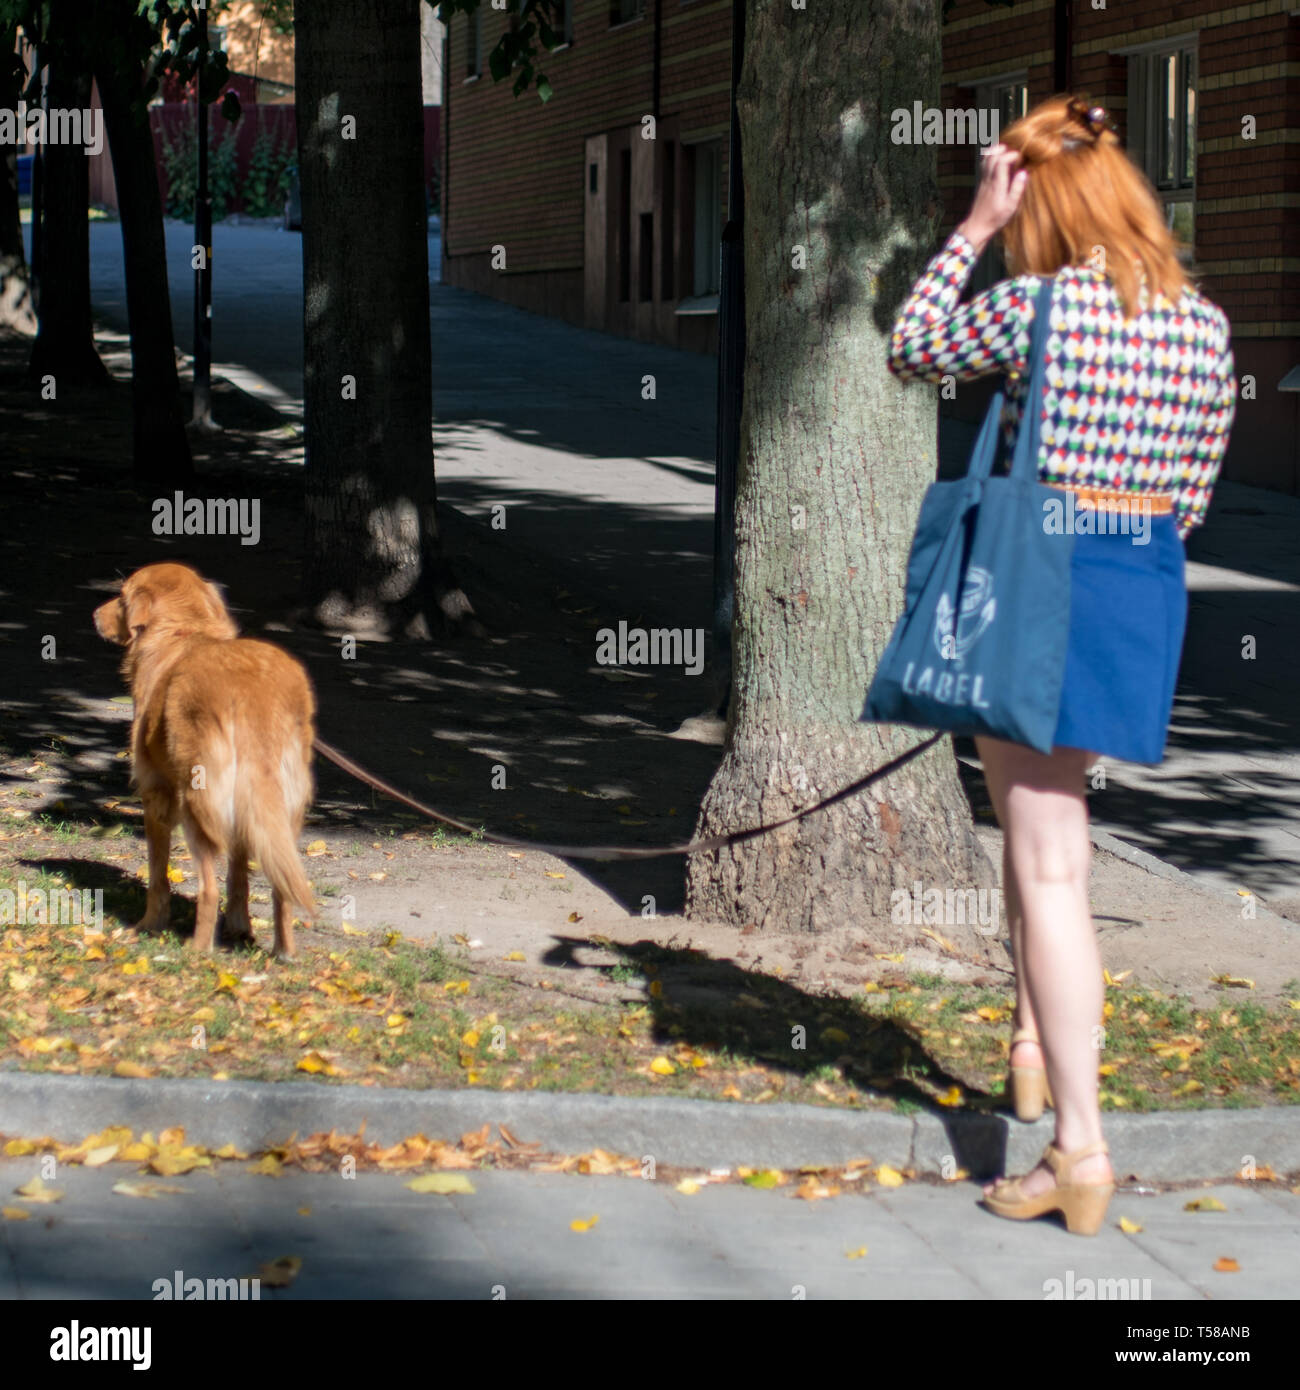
886 95 1236 1234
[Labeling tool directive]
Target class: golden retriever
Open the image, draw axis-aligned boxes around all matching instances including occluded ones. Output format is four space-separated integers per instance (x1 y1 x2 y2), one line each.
94 562 315 958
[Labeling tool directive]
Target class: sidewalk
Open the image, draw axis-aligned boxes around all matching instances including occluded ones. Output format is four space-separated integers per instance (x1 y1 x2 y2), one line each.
2 1157 1293 1299
83 224 1300 916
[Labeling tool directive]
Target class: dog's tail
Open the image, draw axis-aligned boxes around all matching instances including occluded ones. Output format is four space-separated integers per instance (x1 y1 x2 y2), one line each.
238 756 315 918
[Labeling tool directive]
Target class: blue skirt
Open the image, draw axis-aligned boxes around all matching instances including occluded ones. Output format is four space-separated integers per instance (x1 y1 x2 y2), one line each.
1051 513 1186 765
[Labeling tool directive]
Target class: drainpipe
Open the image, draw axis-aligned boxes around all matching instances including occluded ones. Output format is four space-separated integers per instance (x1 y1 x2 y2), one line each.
1054 0 1073 93
711 0 744 716
192 3 214 428
652 0 661 120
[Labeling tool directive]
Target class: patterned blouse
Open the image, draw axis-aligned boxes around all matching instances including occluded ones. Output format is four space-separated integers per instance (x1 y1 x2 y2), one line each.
888 229 1236 537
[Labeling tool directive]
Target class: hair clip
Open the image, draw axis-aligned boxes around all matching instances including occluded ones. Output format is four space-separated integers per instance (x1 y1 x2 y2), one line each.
1065 96 1108 138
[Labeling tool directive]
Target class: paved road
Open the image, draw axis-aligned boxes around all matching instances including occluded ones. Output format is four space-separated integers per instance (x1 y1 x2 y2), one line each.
84 219 716 634
80 220 1300 902
2 1159 1295 1300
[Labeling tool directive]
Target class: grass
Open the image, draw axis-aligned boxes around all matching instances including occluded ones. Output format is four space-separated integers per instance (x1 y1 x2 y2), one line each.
0 810 1297 1114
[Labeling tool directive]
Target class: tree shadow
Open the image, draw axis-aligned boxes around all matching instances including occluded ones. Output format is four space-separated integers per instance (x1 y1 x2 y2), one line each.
543 933 1001 1123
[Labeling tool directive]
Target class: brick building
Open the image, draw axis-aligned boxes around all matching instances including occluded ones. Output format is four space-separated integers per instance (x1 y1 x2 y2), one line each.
441 1 1300 494
441 0 733 354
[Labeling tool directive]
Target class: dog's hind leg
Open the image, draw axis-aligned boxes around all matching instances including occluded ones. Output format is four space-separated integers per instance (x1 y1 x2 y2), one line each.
184 817 222 953
271 888 296 960
220 844 254 945
136 789 175 935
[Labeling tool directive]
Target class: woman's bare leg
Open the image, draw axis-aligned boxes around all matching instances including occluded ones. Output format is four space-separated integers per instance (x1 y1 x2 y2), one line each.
974 736 1112 1195
976 741 1040 1073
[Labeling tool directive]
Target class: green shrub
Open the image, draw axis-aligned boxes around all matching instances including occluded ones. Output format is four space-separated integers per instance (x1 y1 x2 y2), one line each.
242 125 294 219
158 115 240 222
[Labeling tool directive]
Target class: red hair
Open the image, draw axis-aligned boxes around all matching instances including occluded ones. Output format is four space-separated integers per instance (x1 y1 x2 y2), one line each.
998 94 1191 320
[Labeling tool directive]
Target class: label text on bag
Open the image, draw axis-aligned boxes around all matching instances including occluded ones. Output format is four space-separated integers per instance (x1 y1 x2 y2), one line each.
901 662 992 708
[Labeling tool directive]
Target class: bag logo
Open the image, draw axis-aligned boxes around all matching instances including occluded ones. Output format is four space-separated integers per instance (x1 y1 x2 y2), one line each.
934 567 996 664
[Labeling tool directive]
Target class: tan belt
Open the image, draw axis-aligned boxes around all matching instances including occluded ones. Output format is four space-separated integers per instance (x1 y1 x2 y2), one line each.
1049 483 1174 515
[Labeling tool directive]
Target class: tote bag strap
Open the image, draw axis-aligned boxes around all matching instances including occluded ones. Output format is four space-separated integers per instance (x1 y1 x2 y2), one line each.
966 272 1055 484
1007 273 1056 483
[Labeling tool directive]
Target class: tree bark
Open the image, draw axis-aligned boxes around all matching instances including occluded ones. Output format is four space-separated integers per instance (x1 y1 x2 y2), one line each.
686 0 998 955
94 43 193 486
29 62 109 386
0 24 35 334
294 0 477 638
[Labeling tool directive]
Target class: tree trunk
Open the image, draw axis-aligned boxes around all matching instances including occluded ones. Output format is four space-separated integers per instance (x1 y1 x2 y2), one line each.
686 0 998 956
0 24 35 334
94 44 193 487
29 63 108 386
294 0 477 638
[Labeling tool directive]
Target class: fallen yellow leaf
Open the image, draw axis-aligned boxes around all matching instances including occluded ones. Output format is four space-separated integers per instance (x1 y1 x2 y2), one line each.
258 1256 302 1288
112 1181 189 1199
570 1215 599 1231
406 1173 475 1195
14 1176 63 1204
296 1051 339 1076
875 1165 905 1188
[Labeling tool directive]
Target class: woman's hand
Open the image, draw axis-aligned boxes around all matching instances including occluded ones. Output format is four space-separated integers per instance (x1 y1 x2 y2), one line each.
957 144 1028 257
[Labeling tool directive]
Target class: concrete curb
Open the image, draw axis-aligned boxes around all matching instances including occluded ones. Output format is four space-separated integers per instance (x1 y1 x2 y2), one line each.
2 1071 1296 1181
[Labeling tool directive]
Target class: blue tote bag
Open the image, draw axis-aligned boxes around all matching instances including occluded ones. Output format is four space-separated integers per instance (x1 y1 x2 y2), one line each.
861 274 1075 754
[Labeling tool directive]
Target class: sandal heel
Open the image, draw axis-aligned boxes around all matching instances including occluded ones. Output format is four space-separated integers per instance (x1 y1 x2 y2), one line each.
1060 1182 1115 1236
1008 1029 1053 1121
1010 1067 1047 1122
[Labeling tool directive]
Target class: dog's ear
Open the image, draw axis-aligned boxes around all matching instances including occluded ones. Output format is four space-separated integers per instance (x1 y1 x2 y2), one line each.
202 581 239 638
121 585 153 642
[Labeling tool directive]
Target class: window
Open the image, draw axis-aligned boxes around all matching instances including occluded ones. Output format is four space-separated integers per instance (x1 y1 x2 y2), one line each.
661 141 676 299
466 9 482 78
990 79 1028 137
967 76 1028 294
610 0 646 26
639 211 654 300
618 147 632 302
691 142 721 296
555 0 575 45
1127 40 1197 252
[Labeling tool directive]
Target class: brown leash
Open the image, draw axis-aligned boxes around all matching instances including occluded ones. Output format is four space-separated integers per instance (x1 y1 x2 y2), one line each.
312 732 944 862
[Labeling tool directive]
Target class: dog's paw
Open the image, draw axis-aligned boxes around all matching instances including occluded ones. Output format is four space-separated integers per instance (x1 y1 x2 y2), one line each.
132 917 169 936
218 915 255 947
